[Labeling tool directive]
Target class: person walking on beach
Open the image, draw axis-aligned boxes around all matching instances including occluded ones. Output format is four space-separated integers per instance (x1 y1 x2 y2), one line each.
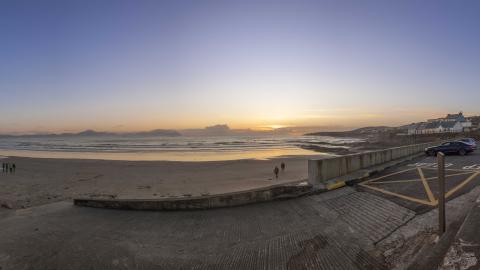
9 165 13 173
12 164 16 173
281 162 285 171
274 166 279 179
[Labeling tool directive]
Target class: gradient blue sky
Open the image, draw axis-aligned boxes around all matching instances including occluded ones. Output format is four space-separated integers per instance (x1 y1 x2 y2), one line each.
1 0 480 133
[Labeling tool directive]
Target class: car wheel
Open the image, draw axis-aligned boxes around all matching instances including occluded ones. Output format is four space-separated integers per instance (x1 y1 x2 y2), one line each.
428 150 435 156
459 149 466 156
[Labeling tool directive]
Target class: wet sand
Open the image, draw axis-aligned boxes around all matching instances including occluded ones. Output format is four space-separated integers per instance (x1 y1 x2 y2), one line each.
0 155 327 209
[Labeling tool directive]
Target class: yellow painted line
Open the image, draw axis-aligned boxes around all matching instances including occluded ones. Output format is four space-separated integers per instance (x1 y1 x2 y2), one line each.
370 179 422 184
422 167 480 173
428 171 473 179
363 168 417 184
370 171 474 185
418 168 436 203
445 172 480 199
359 183 435 206
327 181 346 190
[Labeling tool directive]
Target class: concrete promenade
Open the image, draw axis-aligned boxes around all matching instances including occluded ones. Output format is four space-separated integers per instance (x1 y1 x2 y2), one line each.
0 187 414 270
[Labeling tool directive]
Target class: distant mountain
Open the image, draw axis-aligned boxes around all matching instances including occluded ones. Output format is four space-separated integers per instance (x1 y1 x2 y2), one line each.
204 124 231 135
0 129 181 138
179 124 291 136
76 130 115 136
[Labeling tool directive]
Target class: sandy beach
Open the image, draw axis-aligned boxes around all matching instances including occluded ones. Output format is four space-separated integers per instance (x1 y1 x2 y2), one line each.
0 155 325 209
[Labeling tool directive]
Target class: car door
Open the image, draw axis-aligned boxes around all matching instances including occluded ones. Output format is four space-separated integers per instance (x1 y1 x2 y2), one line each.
440 142 455 154
451 142 462 153
439 142 452 153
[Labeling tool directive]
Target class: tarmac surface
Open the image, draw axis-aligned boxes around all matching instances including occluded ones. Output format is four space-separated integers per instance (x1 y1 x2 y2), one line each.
358 152 480 213
3 152 480 269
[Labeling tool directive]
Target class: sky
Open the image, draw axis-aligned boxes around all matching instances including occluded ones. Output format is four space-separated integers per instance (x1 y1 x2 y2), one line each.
1 0 480 134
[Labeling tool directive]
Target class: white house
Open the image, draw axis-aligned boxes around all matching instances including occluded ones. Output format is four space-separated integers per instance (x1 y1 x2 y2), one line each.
407 112 471 134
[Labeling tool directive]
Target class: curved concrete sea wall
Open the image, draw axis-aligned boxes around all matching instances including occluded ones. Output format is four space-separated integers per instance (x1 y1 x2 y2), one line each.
74 182 312 211
308 142 440 187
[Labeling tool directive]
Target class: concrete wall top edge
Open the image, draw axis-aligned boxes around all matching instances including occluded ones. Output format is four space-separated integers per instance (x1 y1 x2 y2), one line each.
308 141 443 185
75 180 309 203
314 141 439 161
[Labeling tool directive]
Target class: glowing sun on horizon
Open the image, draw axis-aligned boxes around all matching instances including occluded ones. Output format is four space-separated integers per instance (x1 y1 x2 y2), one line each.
256 125 290 131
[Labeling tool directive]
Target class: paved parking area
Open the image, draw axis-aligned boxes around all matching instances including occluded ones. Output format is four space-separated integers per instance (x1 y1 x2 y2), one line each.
358 152 480 213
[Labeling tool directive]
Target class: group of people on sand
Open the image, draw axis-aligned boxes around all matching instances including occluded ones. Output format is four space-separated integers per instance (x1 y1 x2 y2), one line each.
2 163 16 173
273 162 286 179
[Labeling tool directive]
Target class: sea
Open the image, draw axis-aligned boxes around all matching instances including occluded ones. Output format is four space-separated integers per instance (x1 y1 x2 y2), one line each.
0 135 363 161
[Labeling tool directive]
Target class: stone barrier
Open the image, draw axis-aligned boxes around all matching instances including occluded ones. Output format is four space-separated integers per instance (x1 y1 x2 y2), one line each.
308 142 440 187
74 182 312 211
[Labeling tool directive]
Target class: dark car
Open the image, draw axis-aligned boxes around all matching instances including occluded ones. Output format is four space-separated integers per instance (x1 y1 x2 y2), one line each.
425 141 475 156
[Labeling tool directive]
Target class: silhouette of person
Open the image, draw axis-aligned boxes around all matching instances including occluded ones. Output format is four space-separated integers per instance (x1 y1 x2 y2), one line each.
274 166 279 179
9 165 12 173
1 163 4 173
281 162 285 171
12 164 15 173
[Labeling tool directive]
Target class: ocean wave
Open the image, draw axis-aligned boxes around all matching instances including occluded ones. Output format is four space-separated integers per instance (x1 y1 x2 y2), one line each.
0 135 363 154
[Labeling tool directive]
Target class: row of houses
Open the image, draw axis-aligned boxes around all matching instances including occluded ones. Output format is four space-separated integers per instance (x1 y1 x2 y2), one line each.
407 112 473 135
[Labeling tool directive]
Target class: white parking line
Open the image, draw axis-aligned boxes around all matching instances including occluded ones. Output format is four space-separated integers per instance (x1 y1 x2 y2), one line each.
408 162 453 168
462 164 480 170
406 162 480 170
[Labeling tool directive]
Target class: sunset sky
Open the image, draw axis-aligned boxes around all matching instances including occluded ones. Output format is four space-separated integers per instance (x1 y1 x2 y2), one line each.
1 0 480 133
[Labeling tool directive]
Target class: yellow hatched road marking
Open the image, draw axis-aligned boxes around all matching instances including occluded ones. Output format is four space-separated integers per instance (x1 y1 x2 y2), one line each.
362 166 480 206
445 172 480 199
417 168 436 203
370 171 473 184
422 167 480 173
359 183 435 206
363 168 417 184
